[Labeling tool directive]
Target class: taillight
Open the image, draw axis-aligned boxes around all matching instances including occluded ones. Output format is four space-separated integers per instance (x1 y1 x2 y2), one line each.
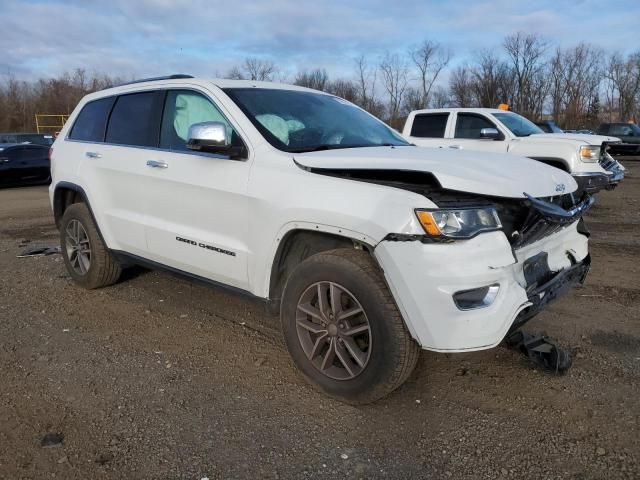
48 147 53 162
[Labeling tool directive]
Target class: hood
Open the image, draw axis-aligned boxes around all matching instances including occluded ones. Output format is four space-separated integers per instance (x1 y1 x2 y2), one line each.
294 145 577 199
529 133 621 144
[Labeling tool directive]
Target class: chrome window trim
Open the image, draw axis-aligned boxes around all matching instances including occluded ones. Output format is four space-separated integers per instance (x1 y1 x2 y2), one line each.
64 86 252 162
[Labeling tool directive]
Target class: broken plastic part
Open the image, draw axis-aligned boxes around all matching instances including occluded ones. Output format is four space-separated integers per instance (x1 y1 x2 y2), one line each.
504 330 572 374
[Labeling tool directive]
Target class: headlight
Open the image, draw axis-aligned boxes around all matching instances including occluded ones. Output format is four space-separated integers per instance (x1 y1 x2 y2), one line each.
415 207 502 239
579 145 600 162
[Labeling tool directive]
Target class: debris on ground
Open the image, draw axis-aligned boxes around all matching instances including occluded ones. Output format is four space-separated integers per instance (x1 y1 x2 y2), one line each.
40 432 64 448
17 245 61 258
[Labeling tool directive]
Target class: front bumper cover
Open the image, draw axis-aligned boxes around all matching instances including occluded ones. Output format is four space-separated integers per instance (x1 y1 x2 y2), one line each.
374 221 589 352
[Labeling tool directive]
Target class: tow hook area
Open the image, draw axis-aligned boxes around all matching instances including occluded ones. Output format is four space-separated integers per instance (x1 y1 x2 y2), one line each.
504 330 572 374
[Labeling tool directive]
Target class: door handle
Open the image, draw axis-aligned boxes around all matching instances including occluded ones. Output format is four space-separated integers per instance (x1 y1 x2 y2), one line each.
85 151 102 158
146 160 168 169
448 145 462 149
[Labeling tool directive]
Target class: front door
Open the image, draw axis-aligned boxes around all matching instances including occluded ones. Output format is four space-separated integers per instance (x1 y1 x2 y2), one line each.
440 112 509 153
143 89 252 290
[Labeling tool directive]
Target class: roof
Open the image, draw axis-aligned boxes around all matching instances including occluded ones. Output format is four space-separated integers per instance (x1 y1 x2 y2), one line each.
82 77 327 101
411 107 505 115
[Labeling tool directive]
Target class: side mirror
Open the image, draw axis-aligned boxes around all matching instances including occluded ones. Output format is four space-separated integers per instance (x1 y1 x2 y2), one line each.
186 121 247 159
480 128 500 140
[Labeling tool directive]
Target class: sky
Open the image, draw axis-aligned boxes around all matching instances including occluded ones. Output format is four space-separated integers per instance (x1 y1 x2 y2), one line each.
1 0 638 82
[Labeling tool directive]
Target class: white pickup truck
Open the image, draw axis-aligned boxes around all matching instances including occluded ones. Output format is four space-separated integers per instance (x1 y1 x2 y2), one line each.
403 108 625 194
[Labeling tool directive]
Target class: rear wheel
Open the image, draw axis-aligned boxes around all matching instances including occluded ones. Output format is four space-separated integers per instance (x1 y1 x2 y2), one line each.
281 248 419 404
60 203 121 289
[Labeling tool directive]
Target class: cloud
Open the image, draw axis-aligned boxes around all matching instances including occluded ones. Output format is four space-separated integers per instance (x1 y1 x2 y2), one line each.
0 0 636 81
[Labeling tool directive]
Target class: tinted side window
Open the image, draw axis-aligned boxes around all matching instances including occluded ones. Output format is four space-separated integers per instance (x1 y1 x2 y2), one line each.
106 92 163 147
69 97 115 142
610 124 632 136
160 90 236 151
410 113 449 138
454 114 497 139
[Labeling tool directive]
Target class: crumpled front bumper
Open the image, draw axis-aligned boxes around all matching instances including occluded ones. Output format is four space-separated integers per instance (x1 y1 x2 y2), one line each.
573 155 625 193
374 222 589 352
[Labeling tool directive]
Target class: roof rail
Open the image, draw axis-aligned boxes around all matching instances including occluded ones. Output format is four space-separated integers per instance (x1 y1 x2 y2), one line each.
117 74 194 87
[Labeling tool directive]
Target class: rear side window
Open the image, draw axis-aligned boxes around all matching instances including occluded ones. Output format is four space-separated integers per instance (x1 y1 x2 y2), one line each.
106 92 163 147
69 97 115 142
454 114 497 139
410 113 449 138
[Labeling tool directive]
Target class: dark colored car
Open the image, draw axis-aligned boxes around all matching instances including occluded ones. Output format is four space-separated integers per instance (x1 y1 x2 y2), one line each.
535 120 563 133
597 123 640 155
0 143 51 186
0 132 55 146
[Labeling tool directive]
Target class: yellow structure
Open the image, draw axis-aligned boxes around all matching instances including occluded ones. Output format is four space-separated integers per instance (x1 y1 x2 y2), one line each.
35 114 69 134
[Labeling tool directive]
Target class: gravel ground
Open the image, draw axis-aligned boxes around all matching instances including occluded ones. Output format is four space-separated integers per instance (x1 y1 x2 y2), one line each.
0 164 638 479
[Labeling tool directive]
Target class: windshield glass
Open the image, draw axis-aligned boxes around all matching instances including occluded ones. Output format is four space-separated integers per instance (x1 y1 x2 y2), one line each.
493 112 544 137
223 88 409 152
631 124 640 135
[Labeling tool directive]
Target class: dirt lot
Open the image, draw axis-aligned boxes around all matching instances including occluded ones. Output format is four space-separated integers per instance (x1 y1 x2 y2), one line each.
0 165 638 480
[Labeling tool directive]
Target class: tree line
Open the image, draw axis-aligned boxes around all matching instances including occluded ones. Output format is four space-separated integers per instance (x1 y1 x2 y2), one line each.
1 32 639 133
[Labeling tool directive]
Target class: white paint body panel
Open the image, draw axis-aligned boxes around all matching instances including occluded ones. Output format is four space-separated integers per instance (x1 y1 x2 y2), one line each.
50 79 590 352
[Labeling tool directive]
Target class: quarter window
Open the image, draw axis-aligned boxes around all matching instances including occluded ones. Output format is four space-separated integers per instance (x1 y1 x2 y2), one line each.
69 97 115 142
410 113 449 138
105 92 163 147
454 114 498 139
160 90 235 151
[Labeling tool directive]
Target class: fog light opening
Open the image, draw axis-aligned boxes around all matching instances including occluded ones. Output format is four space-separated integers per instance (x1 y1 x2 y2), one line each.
453 284 500 311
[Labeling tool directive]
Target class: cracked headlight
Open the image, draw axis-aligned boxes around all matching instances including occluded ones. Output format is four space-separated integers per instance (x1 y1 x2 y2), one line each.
416 207 502 239
579 145 600 162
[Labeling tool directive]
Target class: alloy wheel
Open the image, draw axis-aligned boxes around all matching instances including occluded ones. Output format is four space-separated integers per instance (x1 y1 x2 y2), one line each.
295 281 372 380
65 219 91 275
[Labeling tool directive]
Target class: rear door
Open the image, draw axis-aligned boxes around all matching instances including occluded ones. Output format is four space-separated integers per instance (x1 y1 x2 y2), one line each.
405 113 450 148
142 88 251 290
441 112 509 153
72 92 163 255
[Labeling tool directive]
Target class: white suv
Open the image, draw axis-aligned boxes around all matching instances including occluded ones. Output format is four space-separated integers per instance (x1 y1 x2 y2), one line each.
50 75 592 403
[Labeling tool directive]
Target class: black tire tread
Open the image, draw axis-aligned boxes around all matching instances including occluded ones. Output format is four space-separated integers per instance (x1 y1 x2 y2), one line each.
60 203 121 289
282 248 420 404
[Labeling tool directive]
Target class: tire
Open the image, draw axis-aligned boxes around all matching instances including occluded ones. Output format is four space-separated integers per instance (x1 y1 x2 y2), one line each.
280 248 420 404
60 202 122 289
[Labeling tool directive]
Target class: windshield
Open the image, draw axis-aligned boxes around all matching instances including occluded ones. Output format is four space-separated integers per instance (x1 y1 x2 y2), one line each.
493 112 544 137
223 88 409 152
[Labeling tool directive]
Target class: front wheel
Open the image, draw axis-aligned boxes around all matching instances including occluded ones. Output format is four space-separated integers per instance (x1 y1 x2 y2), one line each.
280 249 419 404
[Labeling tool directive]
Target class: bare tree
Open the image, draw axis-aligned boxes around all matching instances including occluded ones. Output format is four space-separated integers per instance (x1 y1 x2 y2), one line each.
379 52 409 127
503 32 549 117
449 66 475 107
409 39 452 108
327 79 359 104
469 50 513 108
294 69 329 91
604 51 640 122
243 58 277 81
354 54 377 112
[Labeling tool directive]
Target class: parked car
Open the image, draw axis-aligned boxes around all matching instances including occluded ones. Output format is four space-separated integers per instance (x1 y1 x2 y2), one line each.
403 108 625 194
0 143 51 186
0 132 54 146
535 120 563 133
597 123 640 156
50 76 592 403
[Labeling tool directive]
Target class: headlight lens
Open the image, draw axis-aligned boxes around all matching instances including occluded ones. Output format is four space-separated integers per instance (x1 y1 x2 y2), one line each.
579 145 600 162
415 207 502 239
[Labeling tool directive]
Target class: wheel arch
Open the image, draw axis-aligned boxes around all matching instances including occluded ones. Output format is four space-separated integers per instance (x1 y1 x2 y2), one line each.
52 182 107 247
266 225 377 308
